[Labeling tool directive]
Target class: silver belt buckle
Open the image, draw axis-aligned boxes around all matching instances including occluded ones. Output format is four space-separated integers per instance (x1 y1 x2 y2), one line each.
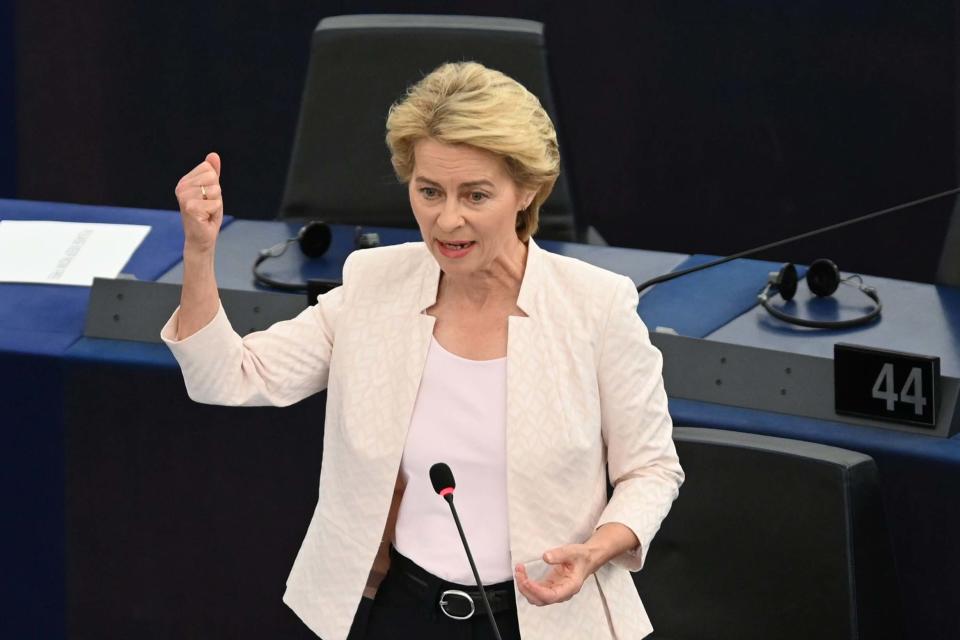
439 589 476 620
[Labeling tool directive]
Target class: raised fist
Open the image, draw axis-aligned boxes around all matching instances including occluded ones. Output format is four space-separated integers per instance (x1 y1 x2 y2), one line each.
174 152 223 253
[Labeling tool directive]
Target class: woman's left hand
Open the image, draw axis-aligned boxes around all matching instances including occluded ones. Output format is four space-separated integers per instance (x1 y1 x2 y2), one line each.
514 544 594 606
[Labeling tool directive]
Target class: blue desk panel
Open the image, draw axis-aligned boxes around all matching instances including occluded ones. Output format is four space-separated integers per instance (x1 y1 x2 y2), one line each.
0 198 233 356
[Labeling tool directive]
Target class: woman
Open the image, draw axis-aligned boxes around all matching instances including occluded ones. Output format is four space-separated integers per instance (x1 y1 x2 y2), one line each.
162 62 683 640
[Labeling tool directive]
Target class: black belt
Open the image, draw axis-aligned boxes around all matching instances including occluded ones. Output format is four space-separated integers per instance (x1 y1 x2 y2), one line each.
387 545 517 621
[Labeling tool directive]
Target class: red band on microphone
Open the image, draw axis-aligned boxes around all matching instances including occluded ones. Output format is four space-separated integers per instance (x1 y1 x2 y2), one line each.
439 487 454 498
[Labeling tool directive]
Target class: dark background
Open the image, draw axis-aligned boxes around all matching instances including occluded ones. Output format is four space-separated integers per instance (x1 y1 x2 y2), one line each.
8 1 960 282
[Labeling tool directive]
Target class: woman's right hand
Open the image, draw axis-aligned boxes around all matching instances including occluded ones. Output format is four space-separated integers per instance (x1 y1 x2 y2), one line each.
174 152 223 254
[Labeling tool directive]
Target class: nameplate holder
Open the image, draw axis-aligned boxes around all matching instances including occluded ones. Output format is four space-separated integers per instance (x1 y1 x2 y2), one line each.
652 332 958 438
834 343 939 429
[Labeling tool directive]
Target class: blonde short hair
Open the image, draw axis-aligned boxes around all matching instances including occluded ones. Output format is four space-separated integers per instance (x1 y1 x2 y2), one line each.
385 61 560 241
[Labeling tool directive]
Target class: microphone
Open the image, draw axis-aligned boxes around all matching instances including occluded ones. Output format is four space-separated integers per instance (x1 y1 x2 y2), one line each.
635 186 960 293
429 462 503 640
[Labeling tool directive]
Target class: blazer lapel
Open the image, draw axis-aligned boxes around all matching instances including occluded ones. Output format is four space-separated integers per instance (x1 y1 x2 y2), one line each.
340 245 438 462
505 240 557 560
390 247 439 455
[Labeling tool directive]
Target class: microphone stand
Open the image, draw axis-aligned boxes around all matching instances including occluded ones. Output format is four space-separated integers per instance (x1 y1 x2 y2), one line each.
636 186 960 293
440 493 503 640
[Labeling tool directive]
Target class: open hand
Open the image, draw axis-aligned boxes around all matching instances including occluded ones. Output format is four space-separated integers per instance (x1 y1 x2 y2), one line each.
514 544 594 606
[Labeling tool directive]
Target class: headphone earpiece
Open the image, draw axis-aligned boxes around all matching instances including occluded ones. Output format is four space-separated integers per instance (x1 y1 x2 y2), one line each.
806 258 840 297
297 220 333 258
768 263 799 301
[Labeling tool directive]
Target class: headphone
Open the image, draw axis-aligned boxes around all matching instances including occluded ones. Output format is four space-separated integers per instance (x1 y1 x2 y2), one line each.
252 221 380 293
757 259 882 329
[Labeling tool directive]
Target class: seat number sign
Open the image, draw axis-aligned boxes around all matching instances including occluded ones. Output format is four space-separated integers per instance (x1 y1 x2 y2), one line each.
834 343 939 428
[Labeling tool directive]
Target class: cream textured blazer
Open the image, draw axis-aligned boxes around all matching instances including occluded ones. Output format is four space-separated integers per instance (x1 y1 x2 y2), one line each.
161 239 683 640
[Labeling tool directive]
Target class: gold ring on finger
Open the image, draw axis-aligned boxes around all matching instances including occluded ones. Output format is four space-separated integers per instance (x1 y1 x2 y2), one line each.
200 184 208 200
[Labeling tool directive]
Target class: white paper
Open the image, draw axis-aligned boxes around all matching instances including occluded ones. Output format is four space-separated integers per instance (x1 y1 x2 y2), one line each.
0 220 151 286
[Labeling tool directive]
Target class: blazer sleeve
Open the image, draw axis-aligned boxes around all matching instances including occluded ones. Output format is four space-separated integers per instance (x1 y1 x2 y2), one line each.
159 259 349 408
594 275 684 571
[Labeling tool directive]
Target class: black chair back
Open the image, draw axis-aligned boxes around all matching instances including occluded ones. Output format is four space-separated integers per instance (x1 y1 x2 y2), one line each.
636 427 903 640
279 14 579 241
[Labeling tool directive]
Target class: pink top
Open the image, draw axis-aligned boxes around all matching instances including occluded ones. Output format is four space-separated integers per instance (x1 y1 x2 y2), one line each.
393 336 512 585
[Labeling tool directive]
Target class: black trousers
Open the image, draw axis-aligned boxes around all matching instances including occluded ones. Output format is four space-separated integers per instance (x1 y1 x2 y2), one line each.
346 562 522 640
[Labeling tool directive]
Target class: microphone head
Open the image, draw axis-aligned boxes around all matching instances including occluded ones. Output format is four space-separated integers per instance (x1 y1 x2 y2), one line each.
429 463 456 499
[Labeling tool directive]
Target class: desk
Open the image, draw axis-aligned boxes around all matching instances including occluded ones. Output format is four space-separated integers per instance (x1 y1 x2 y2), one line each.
3 199 959 638
670 265 960 638
0 199 233 639
639 255 960 637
